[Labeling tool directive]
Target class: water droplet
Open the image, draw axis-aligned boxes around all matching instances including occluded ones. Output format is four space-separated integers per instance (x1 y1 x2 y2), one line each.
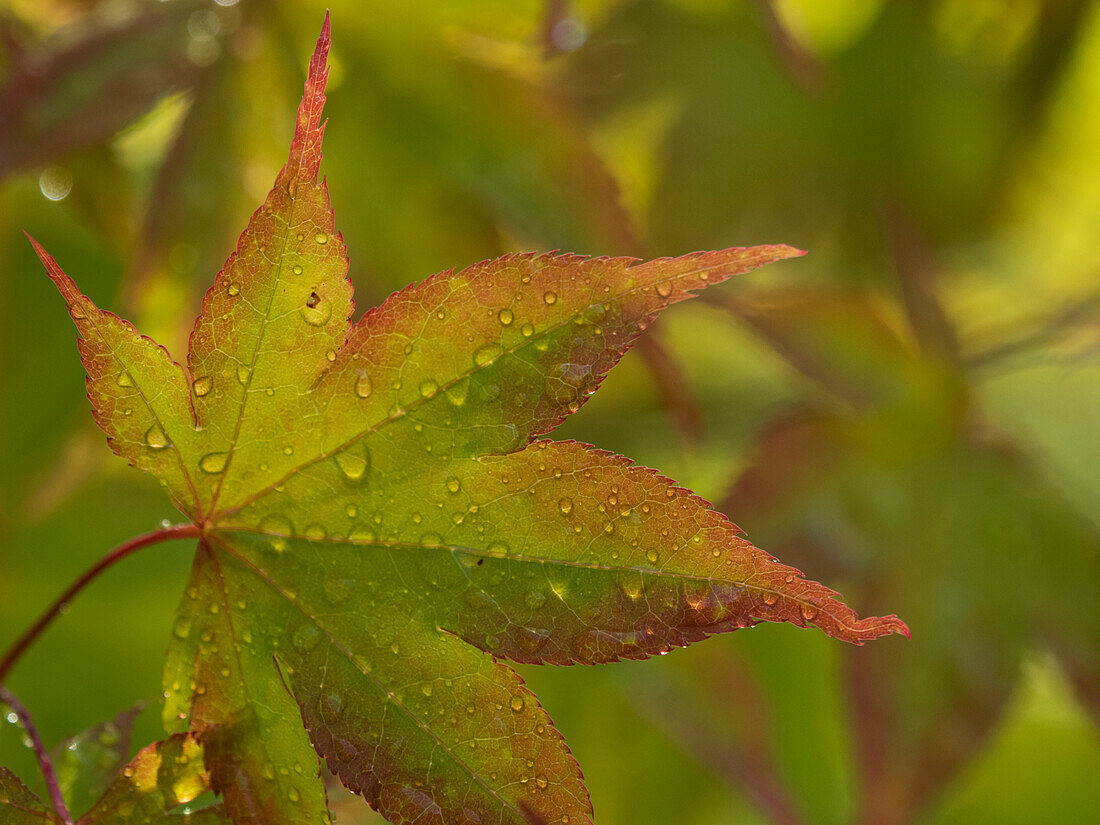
603 522 615 534
509 696 525 713
335 445 370 482
763 592 778 606
172 617 191 639
656 281 673 298
287 786 300 802
292 265 303 275
445 378 470 406
320 693 343 724
486 540 509 555
282 445 293 456
345 504 358 518
300 294 331 326
70 305 87 320
419 378 438 398
498 309 514 326
558 497 573 515
292 624 321 652
521 323 535 337
800 604 817 621
543 290 557 305
421 683 433 697
199 451 228 474
116 371 134 387
258 514 294 553
193 377 212 397
314 232 328 245
303 523 326 540
444 478 462 495
515 627 550 654
326 349 336 362
646 548 659 564
536 776 548 789
473 344 501 367
354 374 373 398
237 365 250 384
525 591 547 610
145 425 168 450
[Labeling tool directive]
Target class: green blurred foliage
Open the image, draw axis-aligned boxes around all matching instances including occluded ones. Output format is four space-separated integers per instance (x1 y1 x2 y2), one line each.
1 1 1098 823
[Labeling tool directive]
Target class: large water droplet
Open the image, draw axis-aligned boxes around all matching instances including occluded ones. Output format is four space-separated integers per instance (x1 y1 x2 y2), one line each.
334 444 370 482
292 623 320 652
521 323 535 337
473 344 501 367
525 591 547 610
300 293 332 326
303 523 327 540
193 377 212 397
258 514 294 553
419 378 438 398
656 281 673 298
355 374 373 398
199 451 228 474
498 309 514 326
116 371 134 387
172 617 192 639
543 291 557 305
314 232 329 245
145 425 169 450
445 378 470 406
645 548 659 564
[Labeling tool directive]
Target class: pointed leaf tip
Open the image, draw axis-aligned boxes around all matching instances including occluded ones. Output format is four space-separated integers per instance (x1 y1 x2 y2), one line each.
283 14 332 185
26 232 82 307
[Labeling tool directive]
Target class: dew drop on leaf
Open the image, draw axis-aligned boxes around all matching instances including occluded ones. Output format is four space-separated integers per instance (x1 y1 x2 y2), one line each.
314 233 328 245
193 377 212 397
646 548 659 564
419 378 438 398
656 281 673 298
227 282 241 296
258 514 294 553
116 371 134 387
335 445 370 481
300 294 332 326
199 451 229 474
525 591 547 610
498 309 513 326
354 374 372 398
473 344 501 367
521 323 534 337
145 425 169 450
543 290 557 305
510 696 524 712
292 265 303 275
173 617 192 639
445 378 470 406
237 365 250 385
446 478 461 494
558 497 573 515
304 523 327 540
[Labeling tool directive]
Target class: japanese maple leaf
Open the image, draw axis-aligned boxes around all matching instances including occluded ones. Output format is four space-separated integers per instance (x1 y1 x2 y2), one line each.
30 16 907 825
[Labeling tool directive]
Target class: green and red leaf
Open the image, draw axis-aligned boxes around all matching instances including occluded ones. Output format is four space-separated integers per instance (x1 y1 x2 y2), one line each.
32 15 907 825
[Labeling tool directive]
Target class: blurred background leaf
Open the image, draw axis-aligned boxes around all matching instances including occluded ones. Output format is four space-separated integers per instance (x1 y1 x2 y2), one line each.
1 1 1098 824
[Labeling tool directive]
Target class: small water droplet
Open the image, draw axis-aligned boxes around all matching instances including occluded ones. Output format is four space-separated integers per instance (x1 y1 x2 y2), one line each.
145 425 169 450
287 787 300 803
116 371 134 387
292 265 303 275
543 290 557 305
557 497 574 515
498 309 514 326
763 592 778 606
303 523 326 540
345 504 358 518
646 548 659 564
283 445 294 455
419 378 438 398
237 364 250 384
199 451 228 474
354 374 373 398
314 232 328 245
445 378 470 406
193 377 212 397
445 478 462 495
536 776 548 790
800 604 817 621
521 323 534 337
515 627 550 654
656 281 673 298
510 696 524 712
172 617 191 639
320 693 343 724
421 683 433 697
326 349 336 362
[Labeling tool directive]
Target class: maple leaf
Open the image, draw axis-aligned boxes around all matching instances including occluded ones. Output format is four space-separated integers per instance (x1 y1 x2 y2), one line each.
0 732 230 824
29 16 907 825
